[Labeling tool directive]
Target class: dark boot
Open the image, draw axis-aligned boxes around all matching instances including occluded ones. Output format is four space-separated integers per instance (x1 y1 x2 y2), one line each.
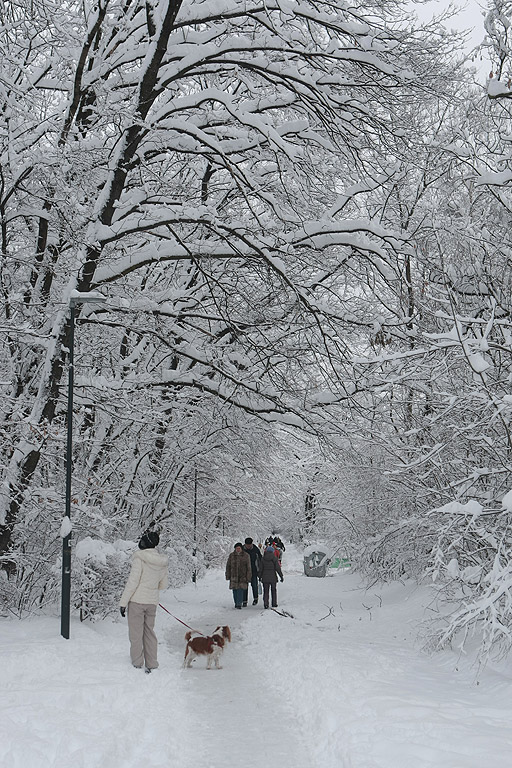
252 598 258 605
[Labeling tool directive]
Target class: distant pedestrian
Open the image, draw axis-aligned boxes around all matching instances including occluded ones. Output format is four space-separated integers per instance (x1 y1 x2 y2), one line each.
271 538 282 565
119 531 168 673
243 537 262 606
259 545 284 609
225 542 252 609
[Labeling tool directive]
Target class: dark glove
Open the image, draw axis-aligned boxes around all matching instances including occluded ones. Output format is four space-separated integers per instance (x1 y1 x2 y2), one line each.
120 606 126 617
280 577 284 582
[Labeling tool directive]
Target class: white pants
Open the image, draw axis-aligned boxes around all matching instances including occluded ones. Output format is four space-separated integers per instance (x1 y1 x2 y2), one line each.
127 602 158 669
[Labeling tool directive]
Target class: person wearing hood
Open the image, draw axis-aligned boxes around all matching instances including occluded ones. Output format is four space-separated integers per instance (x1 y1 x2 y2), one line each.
120 531 169 672
243 537 262 606
258 545 284 609
225 542 252 609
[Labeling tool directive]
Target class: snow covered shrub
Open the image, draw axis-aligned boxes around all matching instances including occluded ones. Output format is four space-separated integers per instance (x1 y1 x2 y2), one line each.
6 509 64 616
427 499 512 659
0 568 17 616
326 451 434 582
166 542 204 587
203 534 236 570
359 515 435 582
74 538 133 620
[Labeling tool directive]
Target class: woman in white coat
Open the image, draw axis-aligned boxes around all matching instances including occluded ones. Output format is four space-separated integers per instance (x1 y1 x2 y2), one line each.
120 531 168 672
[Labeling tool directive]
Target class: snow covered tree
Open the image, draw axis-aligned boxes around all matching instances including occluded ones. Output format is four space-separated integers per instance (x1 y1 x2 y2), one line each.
0 0 462 612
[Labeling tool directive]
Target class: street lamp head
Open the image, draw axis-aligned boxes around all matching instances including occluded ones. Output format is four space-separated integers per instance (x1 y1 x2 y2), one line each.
69 291 108 308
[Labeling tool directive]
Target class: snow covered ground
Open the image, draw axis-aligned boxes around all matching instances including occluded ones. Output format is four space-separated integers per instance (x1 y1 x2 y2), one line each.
2 544 512 768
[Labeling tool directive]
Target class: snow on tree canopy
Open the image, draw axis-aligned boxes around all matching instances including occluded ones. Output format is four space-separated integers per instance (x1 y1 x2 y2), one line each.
436 500 483 518
501 489 512 512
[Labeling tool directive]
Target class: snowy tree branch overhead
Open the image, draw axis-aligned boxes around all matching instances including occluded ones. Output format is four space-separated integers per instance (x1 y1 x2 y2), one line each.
0 0 439 533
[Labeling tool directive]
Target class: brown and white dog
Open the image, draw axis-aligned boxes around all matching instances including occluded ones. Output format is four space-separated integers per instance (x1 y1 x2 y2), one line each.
183 625 231 669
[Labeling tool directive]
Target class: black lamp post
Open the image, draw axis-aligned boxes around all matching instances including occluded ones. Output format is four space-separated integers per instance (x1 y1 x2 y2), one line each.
61 292 107 639
192 467 198 583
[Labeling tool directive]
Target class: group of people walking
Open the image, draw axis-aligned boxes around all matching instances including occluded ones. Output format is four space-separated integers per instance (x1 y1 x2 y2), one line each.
118 531 286 672
225 537 284 609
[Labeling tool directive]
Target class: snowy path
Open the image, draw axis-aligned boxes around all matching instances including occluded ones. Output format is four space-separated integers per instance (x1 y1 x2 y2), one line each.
2 545 512 767
166 617 312 767
161 582 312 768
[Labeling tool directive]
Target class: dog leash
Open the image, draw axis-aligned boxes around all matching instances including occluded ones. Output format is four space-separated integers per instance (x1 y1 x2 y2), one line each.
158 603 205 636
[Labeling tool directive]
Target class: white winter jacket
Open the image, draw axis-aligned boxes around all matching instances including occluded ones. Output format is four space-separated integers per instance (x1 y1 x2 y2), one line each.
120 548 169 607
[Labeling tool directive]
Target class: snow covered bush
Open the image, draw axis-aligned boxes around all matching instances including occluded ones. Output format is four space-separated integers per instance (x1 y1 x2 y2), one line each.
73 538 131 620
427 499 512 659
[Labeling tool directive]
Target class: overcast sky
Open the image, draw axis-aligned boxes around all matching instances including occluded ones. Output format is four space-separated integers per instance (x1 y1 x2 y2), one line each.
413 0 487 49
411 0 491 79
453 1 487 47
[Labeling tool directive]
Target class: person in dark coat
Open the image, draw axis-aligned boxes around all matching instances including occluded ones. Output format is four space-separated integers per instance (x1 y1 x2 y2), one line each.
243 537 262 606
258 545 284 609
225 542 252 609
